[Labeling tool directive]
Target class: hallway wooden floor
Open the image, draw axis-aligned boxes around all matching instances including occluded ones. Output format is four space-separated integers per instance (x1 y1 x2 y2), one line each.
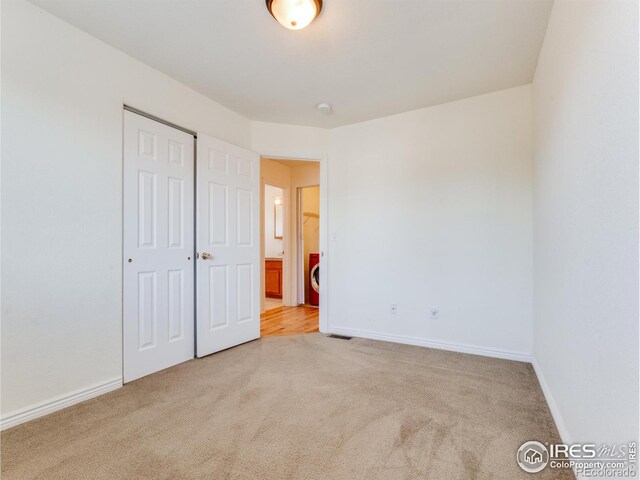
260 306 319 337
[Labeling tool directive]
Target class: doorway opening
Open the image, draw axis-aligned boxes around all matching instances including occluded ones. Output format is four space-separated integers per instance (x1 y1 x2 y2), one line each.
260 157 321 337
264 184 284 311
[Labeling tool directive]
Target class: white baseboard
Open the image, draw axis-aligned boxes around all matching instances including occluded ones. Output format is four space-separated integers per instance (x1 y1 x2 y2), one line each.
531 357 583 479
327 326 532 363
1 377 122 431
531 357 571 443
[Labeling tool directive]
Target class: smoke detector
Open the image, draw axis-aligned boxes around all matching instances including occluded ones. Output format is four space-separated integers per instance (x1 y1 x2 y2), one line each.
317 102 332 114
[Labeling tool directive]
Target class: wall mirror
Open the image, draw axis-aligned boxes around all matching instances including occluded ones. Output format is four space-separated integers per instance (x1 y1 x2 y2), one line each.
274 197 283 239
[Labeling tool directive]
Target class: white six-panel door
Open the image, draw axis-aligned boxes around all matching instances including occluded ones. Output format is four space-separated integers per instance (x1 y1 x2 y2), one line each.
123 111 195 382
196 134 260 357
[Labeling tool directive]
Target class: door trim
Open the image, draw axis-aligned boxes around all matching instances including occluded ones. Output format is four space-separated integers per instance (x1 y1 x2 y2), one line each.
296 187 305 305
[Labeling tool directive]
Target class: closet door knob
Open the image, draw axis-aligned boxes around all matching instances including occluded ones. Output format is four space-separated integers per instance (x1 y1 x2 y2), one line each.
201 252 213 260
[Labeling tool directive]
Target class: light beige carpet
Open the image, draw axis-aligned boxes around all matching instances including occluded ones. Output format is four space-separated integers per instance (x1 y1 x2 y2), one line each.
1 334 573 479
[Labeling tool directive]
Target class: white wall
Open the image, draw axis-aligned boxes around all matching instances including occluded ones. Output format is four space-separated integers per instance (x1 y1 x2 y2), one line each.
1 0 251 417
532 0 639 448
327 86 534 358
264 185 284 258
251 121 329 160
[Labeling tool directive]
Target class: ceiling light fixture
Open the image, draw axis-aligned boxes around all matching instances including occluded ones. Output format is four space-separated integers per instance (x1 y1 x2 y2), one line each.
265 0 323 30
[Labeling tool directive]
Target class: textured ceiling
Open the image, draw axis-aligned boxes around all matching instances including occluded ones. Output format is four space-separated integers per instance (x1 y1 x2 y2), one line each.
29 0 553 127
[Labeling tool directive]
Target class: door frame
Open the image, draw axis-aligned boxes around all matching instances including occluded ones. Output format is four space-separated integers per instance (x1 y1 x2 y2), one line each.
296 185 320 306
296 187 304 305
258 153 328 333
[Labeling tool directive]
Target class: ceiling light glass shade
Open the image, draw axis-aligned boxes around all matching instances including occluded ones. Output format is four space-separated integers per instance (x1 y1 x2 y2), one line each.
266 0 322 30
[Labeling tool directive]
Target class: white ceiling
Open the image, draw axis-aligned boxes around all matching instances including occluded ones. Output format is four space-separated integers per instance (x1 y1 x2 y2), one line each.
29 0 553 128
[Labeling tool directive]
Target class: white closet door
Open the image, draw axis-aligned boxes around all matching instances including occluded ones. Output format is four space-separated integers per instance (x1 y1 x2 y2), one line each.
123 111 194 383
196 134 260 357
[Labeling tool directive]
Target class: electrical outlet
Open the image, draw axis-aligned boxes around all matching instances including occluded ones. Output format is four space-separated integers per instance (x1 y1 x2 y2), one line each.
390 304 398 315
429 306 439 319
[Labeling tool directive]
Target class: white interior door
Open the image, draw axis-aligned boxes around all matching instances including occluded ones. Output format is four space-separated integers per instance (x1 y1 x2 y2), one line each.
196 134 260 357
123 110 195 382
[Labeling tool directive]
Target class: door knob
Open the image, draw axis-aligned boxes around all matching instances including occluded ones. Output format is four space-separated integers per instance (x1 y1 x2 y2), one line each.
201 252 213 260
